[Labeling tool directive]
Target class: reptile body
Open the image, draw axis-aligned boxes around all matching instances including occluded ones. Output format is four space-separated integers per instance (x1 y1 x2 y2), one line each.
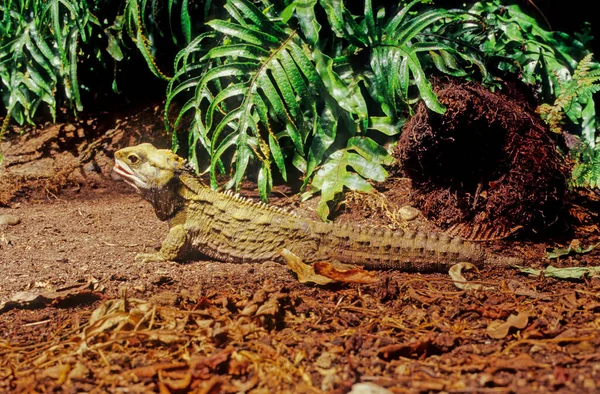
113 143 519 272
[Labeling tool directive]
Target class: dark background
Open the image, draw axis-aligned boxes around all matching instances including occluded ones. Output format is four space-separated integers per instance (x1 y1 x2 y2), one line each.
444 0 599 54
527 0 599 55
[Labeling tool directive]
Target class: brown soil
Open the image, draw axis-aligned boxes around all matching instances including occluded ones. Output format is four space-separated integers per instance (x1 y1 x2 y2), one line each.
0 104 170 207
396 79 569 240
1 104 600 393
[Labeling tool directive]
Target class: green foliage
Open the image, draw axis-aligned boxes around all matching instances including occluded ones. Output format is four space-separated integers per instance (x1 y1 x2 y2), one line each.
122 0 207 80
571 145 600 189
546 240 599 259
309 0 488 116
468 1 591 93
468 1 598 146
123 0 171 81
517 265 600 280
0 0 207 128
165 1 319 199
0 0 213 167
306 136 394 219
537 54 600 135
467 1 600 190
0 0 99 124
166 0 486 219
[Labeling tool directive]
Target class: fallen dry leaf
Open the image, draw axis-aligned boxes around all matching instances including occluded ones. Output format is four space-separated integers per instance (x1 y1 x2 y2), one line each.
378 333 457 360
282 249 334 285
0 288 102 313
67 362 91 382
489 353 550 372
487 311 530 339
240 303 258 316
449 262 490 290
255 299 279 316
132 362 187 378
231 374 259 392
283 248 379 284
160 370 192 391
189 376 224 394
314 262 379 284
315 352 335 369
190 346 234 379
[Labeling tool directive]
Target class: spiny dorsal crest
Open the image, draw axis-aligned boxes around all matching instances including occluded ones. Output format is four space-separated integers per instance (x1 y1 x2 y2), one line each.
220 189 298 217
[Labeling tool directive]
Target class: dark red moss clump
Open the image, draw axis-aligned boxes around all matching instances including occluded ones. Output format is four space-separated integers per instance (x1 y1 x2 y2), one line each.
395 79 569 239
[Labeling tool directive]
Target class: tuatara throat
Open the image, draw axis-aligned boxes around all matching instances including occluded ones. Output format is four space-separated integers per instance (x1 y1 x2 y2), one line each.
113 143 520 272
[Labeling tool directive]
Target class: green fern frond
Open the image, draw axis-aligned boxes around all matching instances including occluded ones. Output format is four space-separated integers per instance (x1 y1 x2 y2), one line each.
166 0 333 199
571 145 600 189
166 0 491 219
0 0 100 124
537 53 600 138
573 54 596 79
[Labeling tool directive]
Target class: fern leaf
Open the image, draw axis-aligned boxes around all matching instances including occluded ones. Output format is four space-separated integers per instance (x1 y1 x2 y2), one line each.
571 146 600 189
307 137 392 220
228 0 286 37
164 0 484 215
206 20 280 46
203 44 269 61
538 52 600 141
320 0 369 47
167 0 345 199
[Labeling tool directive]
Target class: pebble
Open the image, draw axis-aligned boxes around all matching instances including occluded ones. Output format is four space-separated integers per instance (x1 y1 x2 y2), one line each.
348 383 393 394
398 205 419 221
0 214 20 226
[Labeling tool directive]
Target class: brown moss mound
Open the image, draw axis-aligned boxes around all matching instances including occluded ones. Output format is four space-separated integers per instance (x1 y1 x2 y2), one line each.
395 79 569 239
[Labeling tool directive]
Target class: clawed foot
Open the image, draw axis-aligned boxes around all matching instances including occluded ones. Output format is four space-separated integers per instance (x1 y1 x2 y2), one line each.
134 252 166 264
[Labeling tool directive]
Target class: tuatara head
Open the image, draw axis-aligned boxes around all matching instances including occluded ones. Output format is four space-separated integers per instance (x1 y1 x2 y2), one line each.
113 143 187 220
113 143 186 191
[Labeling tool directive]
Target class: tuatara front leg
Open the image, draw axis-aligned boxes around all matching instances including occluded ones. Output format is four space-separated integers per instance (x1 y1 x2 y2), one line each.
135 224 187 263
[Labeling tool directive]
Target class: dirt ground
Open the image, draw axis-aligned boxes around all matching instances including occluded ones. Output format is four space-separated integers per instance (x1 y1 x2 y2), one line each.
1 109 600 393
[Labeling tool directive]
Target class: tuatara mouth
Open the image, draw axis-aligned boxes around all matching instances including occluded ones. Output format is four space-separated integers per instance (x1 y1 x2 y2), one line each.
113 159 142 191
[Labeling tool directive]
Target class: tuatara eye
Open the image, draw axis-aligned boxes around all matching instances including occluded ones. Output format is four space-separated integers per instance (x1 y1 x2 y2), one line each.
128 154 140 164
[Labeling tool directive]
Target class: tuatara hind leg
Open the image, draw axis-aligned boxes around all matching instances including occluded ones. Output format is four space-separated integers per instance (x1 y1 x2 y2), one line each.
135 225 187 263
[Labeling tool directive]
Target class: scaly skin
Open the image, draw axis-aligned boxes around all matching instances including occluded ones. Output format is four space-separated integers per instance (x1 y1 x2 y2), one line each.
113 143 520 272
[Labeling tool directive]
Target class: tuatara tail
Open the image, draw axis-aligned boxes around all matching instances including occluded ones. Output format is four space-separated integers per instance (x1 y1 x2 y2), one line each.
485 253 523 268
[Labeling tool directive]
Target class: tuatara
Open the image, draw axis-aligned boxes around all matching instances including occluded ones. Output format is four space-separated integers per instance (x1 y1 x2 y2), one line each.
113 143 520 273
